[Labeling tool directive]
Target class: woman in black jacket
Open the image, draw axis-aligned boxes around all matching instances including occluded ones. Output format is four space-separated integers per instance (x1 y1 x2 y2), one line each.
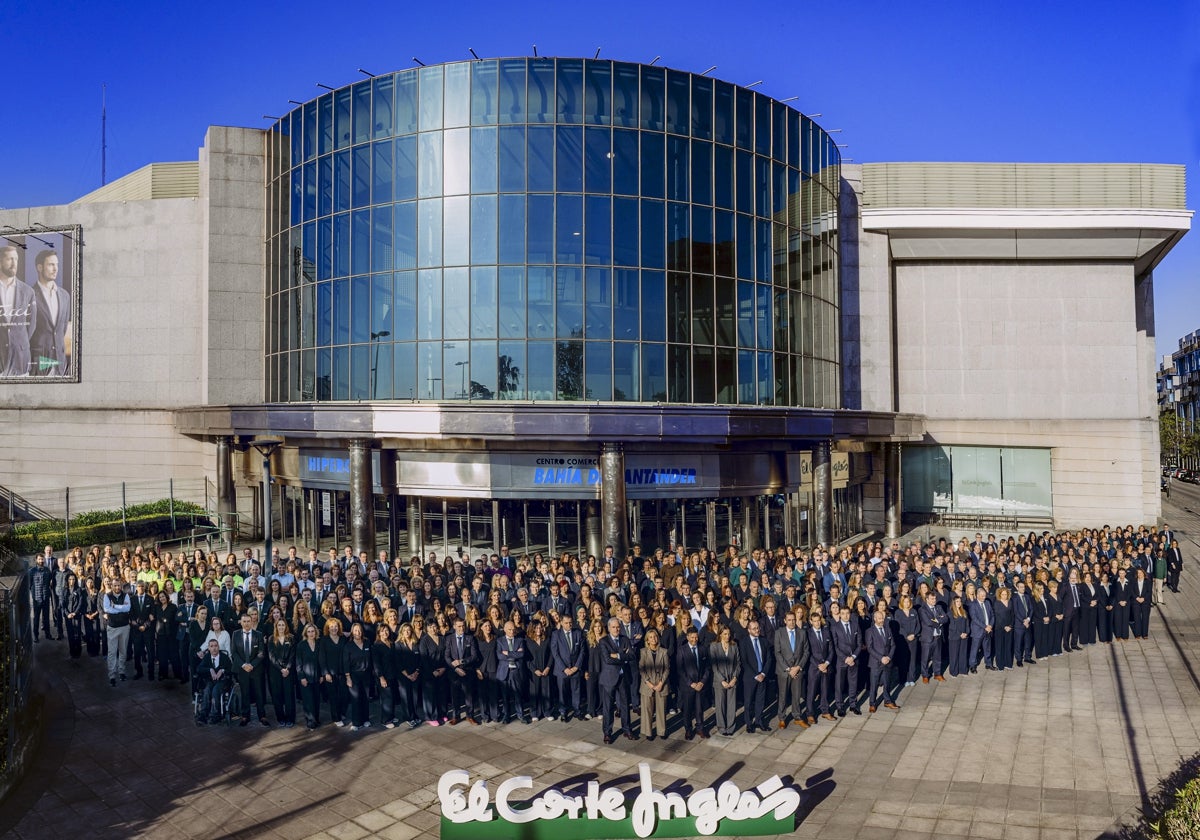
585 618 604 720
893 594 920 686
1130 568 1152 639
153 591 180 680
418 618 448 725
475 619 500 723
267 618 297 727
342 622 373 730
319 619 349 726
526 620 553 721
63 573 87 660
295 622 323 729
395 622 422 728
83 577 103 657
992 588 1014 670
1110 569 1132 640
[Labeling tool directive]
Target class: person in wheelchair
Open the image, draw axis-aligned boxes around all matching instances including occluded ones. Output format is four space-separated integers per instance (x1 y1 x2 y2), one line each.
196 638 232 724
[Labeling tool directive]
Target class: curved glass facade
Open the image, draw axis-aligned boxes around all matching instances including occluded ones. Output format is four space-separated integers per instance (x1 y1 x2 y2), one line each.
264 59 841 407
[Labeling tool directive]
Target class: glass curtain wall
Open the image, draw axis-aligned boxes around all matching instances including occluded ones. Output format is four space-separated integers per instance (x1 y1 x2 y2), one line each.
265 59 842 408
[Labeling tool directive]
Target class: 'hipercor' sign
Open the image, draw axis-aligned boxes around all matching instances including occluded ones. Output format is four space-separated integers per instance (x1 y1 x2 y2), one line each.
438 763 802 839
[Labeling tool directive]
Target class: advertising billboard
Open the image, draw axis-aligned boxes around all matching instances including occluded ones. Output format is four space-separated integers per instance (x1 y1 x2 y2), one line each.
0 225 81 381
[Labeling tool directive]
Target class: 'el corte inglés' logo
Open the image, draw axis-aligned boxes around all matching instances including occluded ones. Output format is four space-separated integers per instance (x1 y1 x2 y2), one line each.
439 762 803 839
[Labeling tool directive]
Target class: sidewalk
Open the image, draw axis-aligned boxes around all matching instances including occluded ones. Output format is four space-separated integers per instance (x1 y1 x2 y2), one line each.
2 500 1199 839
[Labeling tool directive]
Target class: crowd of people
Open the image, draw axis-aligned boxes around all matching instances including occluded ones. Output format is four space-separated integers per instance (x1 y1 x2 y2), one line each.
26 522 1185 741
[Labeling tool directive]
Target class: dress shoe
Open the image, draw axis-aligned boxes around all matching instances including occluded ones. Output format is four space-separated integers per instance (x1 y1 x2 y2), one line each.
869 706 877 713
985 665 997 671
779 720 787 730
1016 661 1023 668
685 730 695 741
646 734 655 742
922 676 930 684
747 725 756 733
837 709 846 718
1072 645 1083 651
624 731 638 741
239 718 250 727
821 713 837 722
884 702 899 710
469 718 480 726
110 678 116 687
603 734 614 744
806 716 816 726
697 729 708 739
933 675 946 682
448 717 460 725
260 718 270 726
850 707 862 716
969 667 978 675
794 718 810 728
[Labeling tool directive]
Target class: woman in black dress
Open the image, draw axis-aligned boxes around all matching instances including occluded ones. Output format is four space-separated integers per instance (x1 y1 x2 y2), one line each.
585 618 604 720
526 620 553 721
373 624 400 728
1078 572 1098 644
1031 583 1052 660
475 619 500 723
153 591 180 680
1047 580 1063 656
295 622 323 729
893 594 920 687
319 618 349 726
395 622 422 728
947 596 970 677
992 587 1014 670
1110 569 1132 640
342 622 373 730
267 618 297 727
1096 572 1113 643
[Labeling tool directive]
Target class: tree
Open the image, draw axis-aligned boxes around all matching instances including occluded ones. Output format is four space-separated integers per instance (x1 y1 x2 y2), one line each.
1161 411 1182 465
497 354 521 398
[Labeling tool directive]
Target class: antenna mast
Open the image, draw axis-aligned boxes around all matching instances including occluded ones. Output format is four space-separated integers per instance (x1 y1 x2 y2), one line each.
101 84 107 186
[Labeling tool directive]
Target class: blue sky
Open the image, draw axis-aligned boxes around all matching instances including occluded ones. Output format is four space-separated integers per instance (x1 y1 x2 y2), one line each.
1 0 1196 357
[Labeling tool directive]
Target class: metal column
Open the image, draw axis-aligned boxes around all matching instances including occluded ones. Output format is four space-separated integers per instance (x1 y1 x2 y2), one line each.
584 500 603 561
813 441 833 547
599 443 627 561
378 450 399 561
884 442 902 540
348 439 376 554
215 436 236 534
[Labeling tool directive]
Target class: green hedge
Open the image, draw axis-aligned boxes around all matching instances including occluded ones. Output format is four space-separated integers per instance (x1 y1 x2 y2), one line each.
3 498 209 555
1160 773 1200 839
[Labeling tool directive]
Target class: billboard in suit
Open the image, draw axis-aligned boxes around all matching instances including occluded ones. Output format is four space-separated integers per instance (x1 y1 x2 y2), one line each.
0 225 80 381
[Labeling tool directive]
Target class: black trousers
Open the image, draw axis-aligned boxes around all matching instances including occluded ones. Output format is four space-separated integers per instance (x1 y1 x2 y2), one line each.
742 675 767 727
346 673 370 726
32 599 51 639
269 672 296 723
300 679 322 726
602 678 632 736
557 673 582 715
447 673 476 719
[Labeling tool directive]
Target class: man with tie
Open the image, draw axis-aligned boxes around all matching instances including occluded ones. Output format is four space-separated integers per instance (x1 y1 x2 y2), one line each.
831 605 861 716
174 590 199 685
27 249 71 376
550 614 585 720
130 581 157 680
618 605 644 713
1012 578 1035 665
674 625 709 740
1060 569 1084 651
774 610 809 728
918 591 946 682
231 613 269 726
0 244 34 377
598 617 636 742
495 621 528 724
401 591 421 624
739 620 774 733
806 612 835 723
444 617 480 725
967 588 996 672
865 610 899 712
197 639 233 725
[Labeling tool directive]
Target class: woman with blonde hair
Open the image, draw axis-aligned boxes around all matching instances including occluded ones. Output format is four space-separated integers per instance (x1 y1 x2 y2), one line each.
295 622 323 729
584 617 605 720
267 617 297 727
395 622 422 728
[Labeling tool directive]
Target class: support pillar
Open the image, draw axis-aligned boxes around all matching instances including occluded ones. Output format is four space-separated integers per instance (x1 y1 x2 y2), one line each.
584 500 603 561
378 450 399 561
599 443 627 561
215 436 236 531
407 497 422 558
741 496 761 552
884 442 902 540
813 441 833 547
348 439 376 555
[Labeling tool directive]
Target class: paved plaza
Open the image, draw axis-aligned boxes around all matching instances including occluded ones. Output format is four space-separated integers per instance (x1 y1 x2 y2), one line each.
3 489 1200 840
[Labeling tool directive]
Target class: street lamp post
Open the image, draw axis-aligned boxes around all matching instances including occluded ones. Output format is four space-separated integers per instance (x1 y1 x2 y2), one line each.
370 330 390 398
455 359 468 399
250 436 285 581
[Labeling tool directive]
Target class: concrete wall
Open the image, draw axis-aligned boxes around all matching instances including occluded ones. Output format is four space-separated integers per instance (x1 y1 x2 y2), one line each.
0 125 266 495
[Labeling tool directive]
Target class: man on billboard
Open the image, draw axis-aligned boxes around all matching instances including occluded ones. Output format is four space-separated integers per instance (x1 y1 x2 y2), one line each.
28 249 71 376
0 244 34 376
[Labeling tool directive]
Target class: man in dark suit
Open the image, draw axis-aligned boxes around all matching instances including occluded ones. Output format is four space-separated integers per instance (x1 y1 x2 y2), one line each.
495 620 528 723
550 614 585 720
175 589 200 684
918 592 946 682
739 620 774 733
0 244 34 377
231 613 269 726
774 610 809 728
806 613 835 723
865 610 899 712
130 581 157 679
599 617 636 742
196 639 233 724
1166 539 1184 593
967 589 996 672
1012 578 1034 665
1060 569 1083 651
675 625 709 739
831 605 861 716
618 605 644 713
28 249 70 376
444 617 479 724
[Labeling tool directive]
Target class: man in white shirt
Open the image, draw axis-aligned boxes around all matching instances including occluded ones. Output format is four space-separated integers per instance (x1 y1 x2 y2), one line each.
0 245 34 376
